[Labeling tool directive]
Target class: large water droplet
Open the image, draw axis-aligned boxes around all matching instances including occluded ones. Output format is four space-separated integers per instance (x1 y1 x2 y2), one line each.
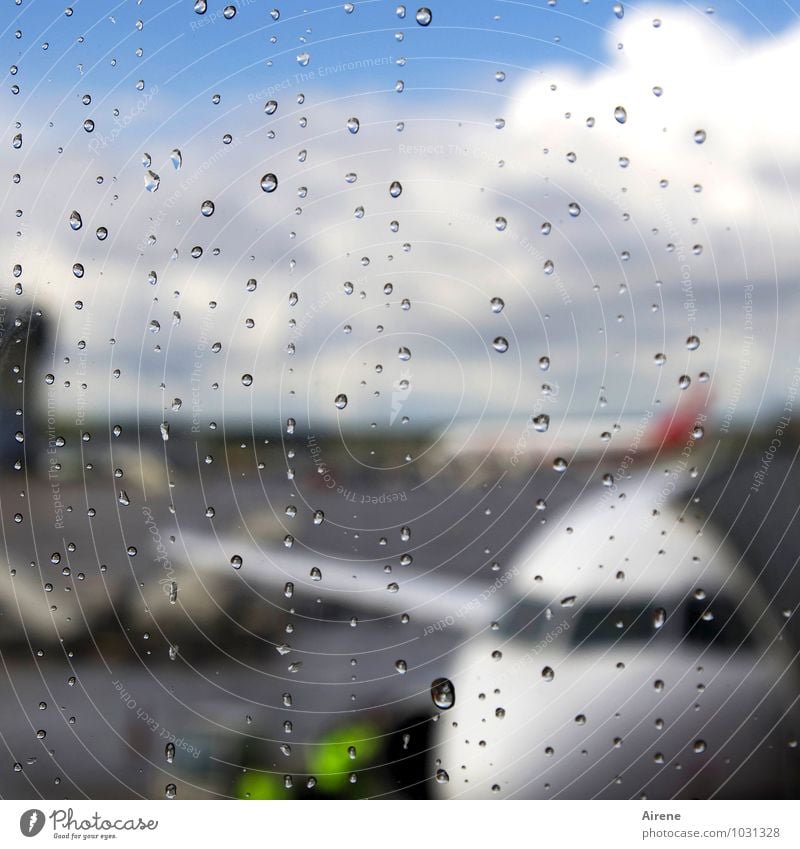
431 677 455 709
260 173 278 193
389 180 403 198
492 337 509 353
334 394 348 409
415 7 432 25
614 105 627 124
532 414 549 433
144 170 160 192
69 210 82 230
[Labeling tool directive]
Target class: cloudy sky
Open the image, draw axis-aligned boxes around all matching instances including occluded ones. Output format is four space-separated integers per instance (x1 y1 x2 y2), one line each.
3 0 799 454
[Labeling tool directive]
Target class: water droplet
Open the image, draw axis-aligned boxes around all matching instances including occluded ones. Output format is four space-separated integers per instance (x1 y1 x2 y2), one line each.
490 297 505 313
194 0 207 13
260 173 278 193
297 52 310 66
652 607 667 629
694 129 707 144
144 170 160 192
568 202 581 217
347 117 360 134
335 394 348 409
241 374 253 386
492 337 509 353
165 784 177 799
395 659 408 674
435 768 449 784
614 105 627 124
686 335 700 350
398 346 411 361
552 457 567 473
230 555 243 570
613 2 624 18
389 180 403 198
678 374 691 390
201 200 215 217
72 263 84 278
69 210 82 230
693 739 707 753
654 352 667 366
415 7 432 25
170 149 182 170
541 666 555 681
223 5 236 19
165 743 175 763
431 677 455 709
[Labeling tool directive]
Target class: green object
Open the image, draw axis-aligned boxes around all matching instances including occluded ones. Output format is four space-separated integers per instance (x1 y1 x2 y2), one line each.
235 771 284 799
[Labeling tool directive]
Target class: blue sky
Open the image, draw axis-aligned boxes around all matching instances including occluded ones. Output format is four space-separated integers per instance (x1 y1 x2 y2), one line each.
7 1 800 103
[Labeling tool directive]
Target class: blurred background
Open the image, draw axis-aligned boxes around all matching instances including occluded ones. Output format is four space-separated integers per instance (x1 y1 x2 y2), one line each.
1 0 799 799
